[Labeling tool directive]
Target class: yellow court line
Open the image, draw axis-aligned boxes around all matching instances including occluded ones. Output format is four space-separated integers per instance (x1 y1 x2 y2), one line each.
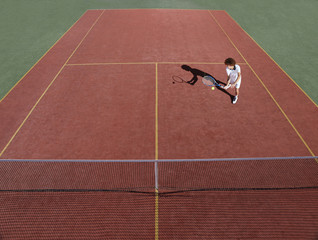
88 8 221 12
155 63 159 240
0 11 89 104
0 10 105 157
159 62 247 65
208 10 316 158
155 63 159 160
224 11 318 108
0 66 65 157
67 62 246 66
66 62 156 66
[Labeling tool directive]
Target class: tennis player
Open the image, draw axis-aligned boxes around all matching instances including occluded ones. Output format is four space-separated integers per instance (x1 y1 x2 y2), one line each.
224 58 241 104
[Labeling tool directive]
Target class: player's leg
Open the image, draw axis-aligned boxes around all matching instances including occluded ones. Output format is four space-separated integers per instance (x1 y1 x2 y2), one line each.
235 87 239 96
232 80 241 104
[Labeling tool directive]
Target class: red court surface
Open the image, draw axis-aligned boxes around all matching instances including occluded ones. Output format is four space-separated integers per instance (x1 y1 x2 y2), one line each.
1 192 156 239
0 9 318 239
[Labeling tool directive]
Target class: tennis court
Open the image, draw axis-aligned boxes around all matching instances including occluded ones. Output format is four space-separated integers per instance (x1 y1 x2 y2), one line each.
1 9 318 239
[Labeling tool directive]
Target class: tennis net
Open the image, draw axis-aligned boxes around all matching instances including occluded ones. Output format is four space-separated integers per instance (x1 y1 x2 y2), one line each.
1 156 318 194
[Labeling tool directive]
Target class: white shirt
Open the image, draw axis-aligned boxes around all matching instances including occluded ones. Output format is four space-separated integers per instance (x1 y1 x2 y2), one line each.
226 64 241 84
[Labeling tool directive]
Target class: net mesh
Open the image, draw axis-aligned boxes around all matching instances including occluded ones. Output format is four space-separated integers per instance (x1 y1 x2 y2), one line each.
158 157 318 193
1 157 318 239
1 156 317 194
0 161 154 193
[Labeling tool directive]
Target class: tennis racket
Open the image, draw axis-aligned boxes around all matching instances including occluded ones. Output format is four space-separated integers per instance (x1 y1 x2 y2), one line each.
202 75 224 88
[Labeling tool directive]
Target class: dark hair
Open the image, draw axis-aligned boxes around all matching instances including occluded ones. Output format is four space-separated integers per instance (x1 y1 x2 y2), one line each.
224 58 236 66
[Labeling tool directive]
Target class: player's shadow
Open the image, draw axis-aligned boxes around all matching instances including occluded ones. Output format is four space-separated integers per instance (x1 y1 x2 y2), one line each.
180 65 234 101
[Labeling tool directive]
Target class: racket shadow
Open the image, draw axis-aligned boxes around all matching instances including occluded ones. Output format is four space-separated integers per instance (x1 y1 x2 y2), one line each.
180 65 234 102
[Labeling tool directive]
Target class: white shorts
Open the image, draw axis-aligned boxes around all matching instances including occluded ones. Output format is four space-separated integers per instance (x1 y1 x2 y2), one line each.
230 79 241 89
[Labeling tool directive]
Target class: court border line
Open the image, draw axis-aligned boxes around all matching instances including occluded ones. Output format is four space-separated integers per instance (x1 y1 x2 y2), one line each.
155 63 159 161
208 10 316 159
155 62 159 240
87 8 222 11
0 10 90 104
66 62 247 66
0 10 105 158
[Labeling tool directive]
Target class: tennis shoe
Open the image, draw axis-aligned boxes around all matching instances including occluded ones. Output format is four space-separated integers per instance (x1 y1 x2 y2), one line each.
232 96 238 104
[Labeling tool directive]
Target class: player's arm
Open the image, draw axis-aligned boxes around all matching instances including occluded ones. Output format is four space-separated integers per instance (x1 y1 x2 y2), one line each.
225 75 230 87
224 75 231 89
